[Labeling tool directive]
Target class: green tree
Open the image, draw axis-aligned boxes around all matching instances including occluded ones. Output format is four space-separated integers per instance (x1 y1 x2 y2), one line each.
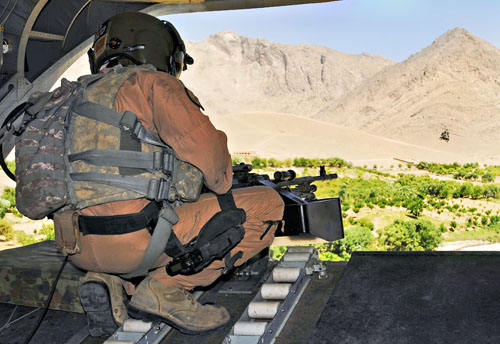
1 187 15 207
0 218 13 240
329 225 375 259
379 219 442 251
251 157 268 168
404 195 424 217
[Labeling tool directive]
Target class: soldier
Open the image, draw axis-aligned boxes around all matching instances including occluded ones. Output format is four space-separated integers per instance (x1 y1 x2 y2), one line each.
52 12 284 336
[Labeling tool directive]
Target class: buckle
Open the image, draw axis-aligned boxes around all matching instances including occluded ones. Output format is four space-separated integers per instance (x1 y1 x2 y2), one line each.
147 178 171 202
119 111 138 132
152 151 175 174
132 121 145 140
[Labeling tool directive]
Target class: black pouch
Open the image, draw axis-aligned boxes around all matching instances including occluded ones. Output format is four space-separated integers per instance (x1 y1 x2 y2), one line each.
166 208 246 276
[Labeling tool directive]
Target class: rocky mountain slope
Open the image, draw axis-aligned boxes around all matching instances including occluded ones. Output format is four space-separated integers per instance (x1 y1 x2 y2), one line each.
181 31 394 117
314 28 500 145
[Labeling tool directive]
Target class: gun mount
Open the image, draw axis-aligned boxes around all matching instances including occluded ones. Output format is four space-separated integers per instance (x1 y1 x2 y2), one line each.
232 163 344 242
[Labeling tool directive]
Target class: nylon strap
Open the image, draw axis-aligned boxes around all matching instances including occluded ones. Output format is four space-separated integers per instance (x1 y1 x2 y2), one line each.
216 191 238 211
78 201 161 236
70 172 172 202
73 102 169 149
68 149 175 174
121 204 179 279
119 123 143 176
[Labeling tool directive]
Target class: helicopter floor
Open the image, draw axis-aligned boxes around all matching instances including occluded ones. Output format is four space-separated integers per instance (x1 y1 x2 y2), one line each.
3 243 500 343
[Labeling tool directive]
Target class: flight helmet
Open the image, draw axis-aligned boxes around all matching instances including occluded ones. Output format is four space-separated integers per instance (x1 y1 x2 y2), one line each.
88 12 193 76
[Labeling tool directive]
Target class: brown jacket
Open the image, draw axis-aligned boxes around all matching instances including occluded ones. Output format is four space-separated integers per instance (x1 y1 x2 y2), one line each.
80 69 232 217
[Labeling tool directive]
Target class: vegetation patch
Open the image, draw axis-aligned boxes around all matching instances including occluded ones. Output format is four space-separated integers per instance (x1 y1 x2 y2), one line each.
251 156 500 261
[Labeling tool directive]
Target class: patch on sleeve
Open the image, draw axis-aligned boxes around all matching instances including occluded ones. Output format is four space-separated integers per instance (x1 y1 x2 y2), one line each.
184 87 205 111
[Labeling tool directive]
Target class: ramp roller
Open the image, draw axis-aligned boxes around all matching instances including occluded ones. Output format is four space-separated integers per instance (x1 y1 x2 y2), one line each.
272 267 301 282
282 252 310 262
233 321 268 336
248 301 280 319
122 319 152 333
224 246 325 344
261 283 291 300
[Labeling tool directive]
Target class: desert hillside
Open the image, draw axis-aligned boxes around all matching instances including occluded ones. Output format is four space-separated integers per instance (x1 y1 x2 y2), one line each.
315 28 500 146
211 111 500 165
182 31 394 117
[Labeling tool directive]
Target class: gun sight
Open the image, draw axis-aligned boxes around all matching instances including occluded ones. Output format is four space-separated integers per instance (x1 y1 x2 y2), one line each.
274 170 296 182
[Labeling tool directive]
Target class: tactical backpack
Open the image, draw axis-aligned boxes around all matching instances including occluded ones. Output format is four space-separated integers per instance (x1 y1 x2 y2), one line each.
0 66 203 220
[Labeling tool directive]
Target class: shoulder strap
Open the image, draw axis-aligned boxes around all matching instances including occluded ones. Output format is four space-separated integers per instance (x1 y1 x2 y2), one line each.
73 102 169 149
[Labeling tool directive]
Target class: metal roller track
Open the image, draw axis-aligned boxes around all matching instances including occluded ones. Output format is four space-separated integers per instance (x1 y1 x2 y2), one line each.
103 291 203 344
223 246 326 344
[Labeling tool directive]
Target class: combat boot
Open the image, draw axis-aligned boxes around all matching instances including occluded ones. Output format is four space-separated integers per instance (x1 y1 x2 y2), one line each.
79 272 128 337
128 275 230 334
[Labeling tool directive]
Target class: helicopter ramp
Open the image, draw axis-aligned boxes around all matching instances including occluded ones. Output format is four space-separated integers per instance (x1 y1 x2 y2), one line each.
1 245 500 343
313 251 500 344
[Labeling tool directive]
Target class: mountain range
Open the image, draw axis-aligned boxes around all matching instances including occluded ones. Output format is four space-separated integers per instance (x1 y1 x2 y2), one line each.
180 28 500 164
57 27 500 164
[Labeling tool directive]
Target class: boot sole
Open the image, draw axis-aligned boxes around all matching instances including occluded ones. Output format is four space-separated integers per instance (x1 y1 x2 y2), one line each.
127 304 227 335
80 281 118 337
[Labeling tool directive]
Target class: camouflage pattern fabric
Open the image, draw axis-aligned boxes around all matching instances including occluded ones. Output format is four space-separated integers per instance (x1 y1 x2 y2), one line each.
69 65 203 207
0 241 84 313
69 67 176 208
15 80 77 220
173 160 203 202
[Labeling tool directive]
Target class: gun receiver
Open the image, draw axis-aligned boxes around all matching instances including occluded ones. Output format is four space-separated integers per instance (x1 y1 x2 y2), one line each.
232 163 344 242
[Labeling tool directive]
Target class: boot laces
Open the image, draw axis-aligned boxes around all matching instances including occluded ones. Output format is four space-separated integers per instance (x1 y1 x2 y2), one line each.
182 288 195 306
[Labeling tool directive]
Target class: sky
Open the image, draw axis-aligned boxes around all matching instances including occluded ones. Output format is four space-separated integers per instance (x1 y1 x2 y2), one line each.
162 0 500 62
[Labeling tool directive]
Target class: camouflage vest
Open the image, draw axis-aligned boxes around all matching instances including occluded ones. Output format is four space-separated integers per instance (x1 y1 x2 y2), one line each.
15 66 203 220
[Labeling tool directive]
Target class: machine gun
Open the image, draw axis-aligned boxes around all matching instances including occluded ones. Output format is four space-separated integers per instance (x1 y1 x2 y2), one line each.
232 163 344 242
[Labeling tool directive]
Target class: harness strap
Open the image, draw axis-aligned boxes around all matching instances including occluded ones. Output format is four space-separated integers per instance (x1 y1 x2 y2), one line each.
73 102 170 150
217 191 238 211
70 172 172 202
164 231 186 258
68 149 176 174
121 204 179 279
78 201 161 236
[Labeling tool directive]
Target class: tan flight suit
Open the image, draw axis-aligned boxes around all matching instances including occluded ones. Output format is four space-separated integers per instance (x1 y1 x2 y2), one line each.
55 69 284 291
